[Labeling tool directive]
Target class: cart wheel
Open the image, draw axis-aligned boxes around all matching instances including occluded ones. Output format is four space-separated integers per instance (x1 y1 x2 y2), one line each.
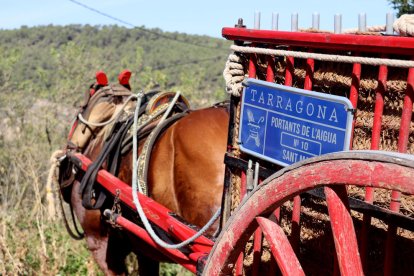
203 151 414 276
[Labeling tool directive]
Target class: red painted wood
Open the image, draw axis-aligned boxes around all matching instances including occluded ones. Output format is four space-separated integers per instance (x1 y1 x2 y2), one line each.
285 55 294 87
371 63 387 150
397 66 414 154
114 214 196 273
273 208 281 223
360 186 374 271
251 229 262 276
266 56 275 82
291 195 301 253
203 157 414 275
241 170 247 201
222 28 414 55
384 65 414 275
384 201 401 276
325 186 363 276
249 52 257 78
349 61 366 271
72 153 214 254
359 62 387 271
349 62 361 111
256 217 305 276
304 57 314 90
348 61 361 148
235 253 243 276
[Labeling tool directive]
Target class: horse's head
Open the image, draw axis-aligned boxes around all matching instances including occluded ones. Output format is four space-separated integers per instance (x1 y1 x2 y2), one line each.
68 71 134 153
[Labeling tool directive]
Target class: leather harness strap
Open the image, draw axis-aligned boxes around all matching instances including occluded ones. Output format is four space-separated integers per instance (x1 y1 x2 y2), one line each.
78 101 189 209
79 118 136 209
137 111 189 195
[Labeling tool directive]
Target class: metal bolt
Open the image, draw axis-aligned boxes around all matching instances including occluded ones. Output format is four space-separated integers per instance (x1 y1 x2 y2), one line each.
313 13 320 30
386 12 394 35
235 18 246 28
359 13 367 32
334 14 342 34
291 13 299 31
254 11 261 29
272 13 279 30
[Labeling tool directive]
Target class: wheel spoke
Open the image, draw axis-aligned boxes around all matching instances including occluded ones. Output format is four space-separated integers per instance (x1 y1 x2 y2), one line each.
251 229 262 276
256 216 305 276
325 186 364 276
291 195 302 253
235 252 243 276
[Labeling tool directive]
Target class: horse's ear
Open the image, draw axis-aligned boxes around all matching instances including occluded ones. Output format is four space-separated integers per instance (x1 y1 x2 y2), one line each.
118 69 131 90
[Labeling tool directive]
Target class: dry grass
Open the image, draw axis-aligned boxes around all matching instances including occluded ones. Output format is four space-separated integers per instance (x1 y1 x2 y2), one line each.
0 164 100 275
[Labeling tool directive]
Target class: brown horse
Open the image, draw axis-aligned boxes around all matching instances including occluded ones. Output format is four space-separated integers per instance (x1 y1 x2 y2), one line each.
69 99 229 275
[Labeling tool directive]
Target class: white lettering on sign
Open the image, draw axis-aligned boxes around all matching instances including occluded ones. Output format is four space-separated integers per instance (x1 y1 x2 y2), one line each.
248 90 339 123
271 117 301 134
329 108 338 122
282 149 298 163
270 116 337 144
250 89 258 101
276 96 282 108
311 128 337 144
282 149 308 163
286 98 293 111
296 101 303 113
258 92 265 104
267 93 274 106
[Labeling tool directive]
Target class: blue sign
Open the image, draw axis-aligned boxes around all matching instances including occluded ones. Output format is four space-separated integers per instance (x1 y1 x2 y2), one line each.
239 79 354 167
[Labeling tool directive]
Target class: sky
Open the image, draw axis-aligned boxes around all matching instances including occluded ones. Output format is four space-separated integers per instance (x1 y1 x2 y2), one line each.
1 0 395 38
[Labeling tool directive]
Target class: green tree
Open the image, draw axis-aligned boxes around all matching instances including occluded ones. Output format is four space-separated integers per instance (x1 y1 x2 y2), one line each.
389 0 414 16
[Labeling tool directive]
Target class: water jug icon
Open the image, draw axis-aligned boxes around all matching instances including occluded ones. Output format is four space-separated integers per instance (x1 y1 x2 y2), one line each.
246 109 264 147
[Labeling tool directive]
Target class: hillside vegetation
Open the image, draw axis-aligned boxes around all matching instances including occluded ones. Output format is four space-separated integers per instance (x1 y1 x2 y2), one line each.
0 24 231 274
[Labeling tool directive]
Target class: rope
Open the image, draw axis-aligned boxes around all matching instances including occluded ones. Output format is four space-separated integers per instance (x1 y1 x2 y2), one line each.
393 14 414 36
131 92 221 249
343 25 387 34
223 53 245 97
223 44 414 96
47 150 85 239
46 150 65 219
231 45 414 68
77 94 137 127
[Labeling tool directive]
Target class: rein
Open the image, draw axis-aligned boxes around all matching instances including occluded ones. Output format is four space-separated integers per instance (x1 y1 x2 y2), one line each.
48 151 84 240
77 94 137 128
58 180 85 240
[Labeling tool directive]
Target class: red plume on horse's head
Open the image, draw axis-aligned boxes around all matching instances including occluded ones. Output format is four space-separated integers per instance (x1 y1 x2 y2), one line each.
95 71 108 86
118 69 131 86
89 71 109 96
